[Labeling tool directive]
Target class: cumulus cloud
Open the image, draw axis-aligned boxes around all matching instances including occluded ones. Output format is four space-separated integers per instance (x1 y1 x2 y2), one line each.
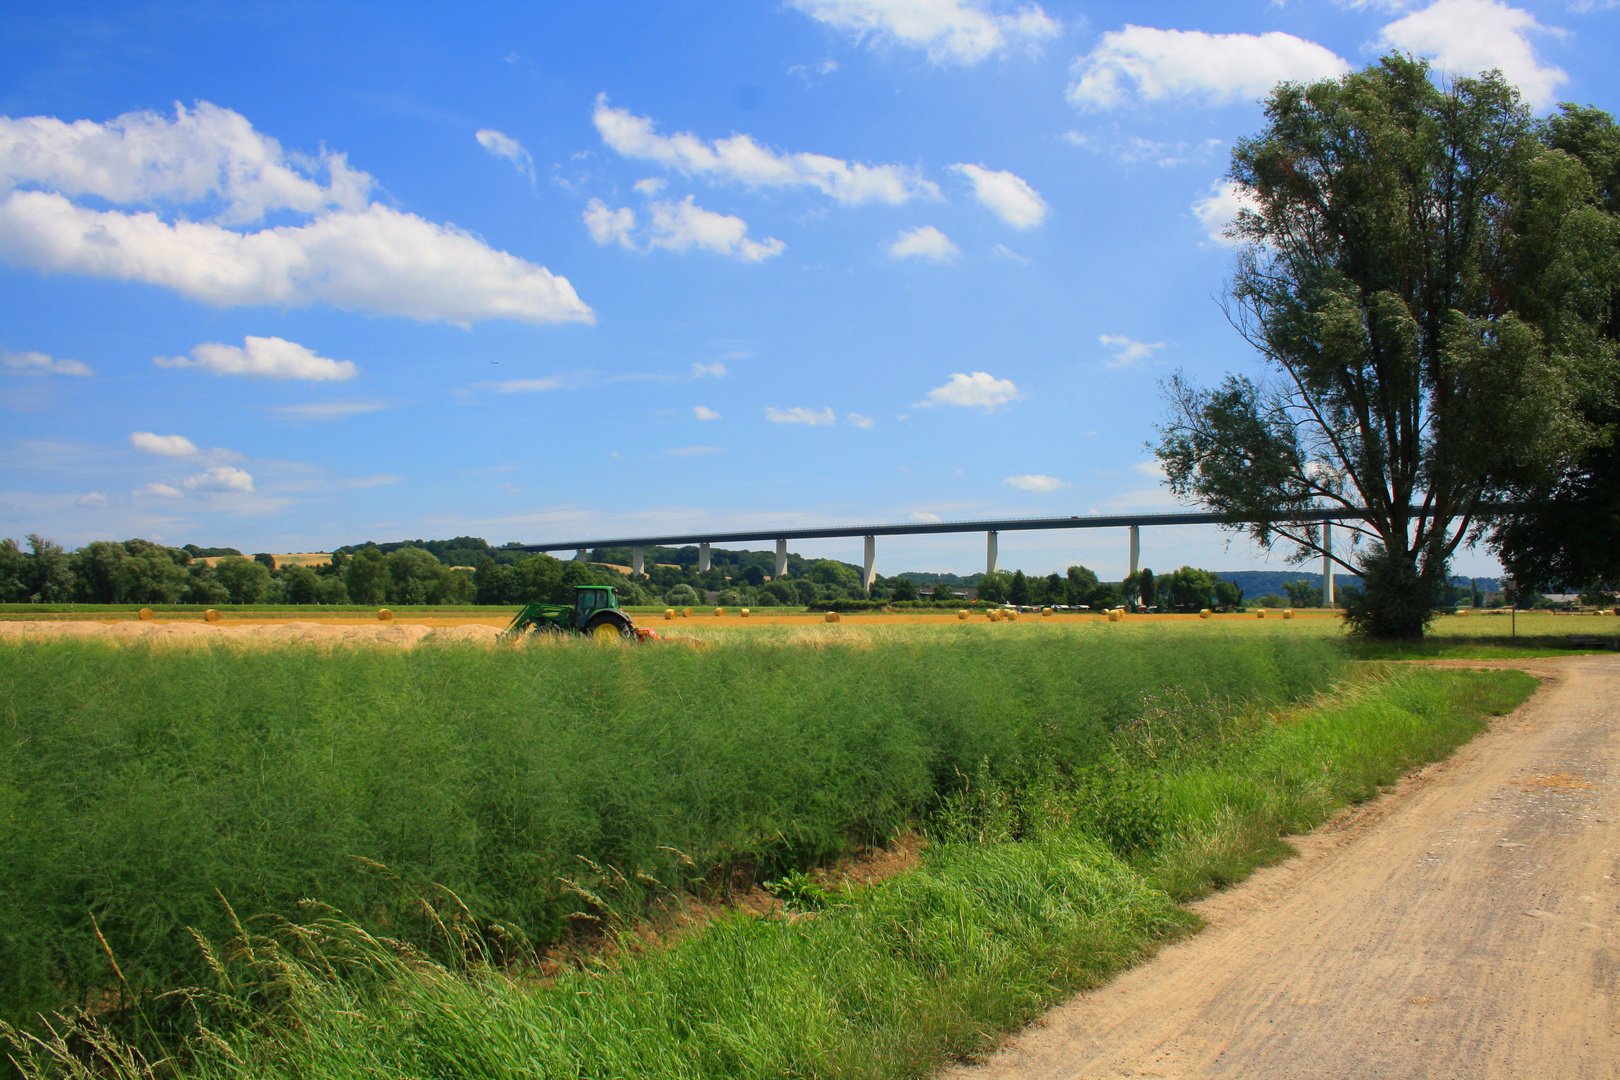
1191 180 1260 245
1099 334 1166 368
1003 474 1069 492
693 405 721 420
585 194 783 261
790 0 1060 65
1377 0 1567 109
1068 27 1349 110
889 225 959 261
0 102 592 326
129 431 199 457
154 335 356 381
692 361 727 377
475 128 535 182
76 491 108 506
910 511 944 522
583 197 637 248
2 349 93 376
764 405 838 425
134 482 182 498
268 399 391 421
916 371 1022 411
848 412 875 428
183 464 254 492
593 95 938 205
645 197 784 261
950 164 1048 228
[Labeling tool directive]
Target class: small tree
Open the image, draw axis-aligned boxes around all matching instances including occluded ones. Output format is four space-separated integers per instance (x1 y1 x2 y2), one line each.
890 576 919 601
1136 568 1156 609
1009 569 1030 606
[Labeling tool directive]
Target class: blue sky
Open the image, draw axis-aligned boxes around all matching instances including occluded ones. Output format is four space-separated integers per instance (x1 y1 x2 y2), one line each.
2 0 1615 579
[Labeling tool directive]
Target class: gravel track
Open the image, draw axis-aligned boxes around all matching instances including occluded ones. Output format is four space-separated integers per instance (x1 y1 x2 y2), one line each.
944 656 1620 1080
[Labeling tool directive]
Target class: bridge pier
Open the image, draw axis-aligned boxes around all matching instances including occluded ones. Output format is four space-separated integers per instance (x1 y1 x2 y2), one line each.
987 530 998 576
862 535 876 593
1323 521 1334 606
1129 524 1140 578
632 546 644 577
698 542 711 573
575 547 588 562
774 539 788 580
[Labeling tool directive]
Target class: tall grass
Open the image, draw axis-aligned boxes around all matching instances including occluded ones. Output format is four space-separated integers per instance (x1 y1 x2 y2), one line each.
3 666 1535 1080
0 624 1343 1027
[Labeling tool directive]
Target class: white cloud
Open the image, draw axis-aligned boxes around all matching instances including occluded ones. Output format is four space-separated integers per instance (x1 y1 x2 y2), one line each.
916 371 1022 411
693 405 721 420
788 58 840 83
76 491 108 506
475 128 535 182
268 399 391 421
664 445 723 456
848 412 875 428
1069 131 1224 167
950 164 1048 228
790 0 1060 65
692 361 727 377
0 102 592 326
910 511 943 522
764 405 837 425
633 177 667 196
593 95 938 205
130 431 198 457
1068 27 1349 110
1134 460 1168 478
0 101 371 225
1192 180 1260 245
183 465 254 492
1377 0 1567 109
889 225 959 261
645 197 785 261
480 376 581 393
154 335 356 381
1003 474 1069 492
134 482 183 498
1099 334 1166 368
2 349 93 376
583 197 637 248
0 193 594 326
991 242 1031 264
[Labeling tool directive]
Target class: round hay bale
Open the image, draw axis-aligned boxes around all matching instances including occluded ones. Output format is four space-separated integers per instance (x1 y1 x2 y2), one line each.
378 608 393 621
1200 608 1211 619
1458 609 1470 617
1041 607 1053 616
1107 609 1121 622
1256 609 1267 619
1284 609 1294 620
740 608 750 618
825 610 841 623
1007 609 1020 621
204 609 221 623
682 607 693 618
986 610 998 621
664 608 676 620
958 609 970 620
137 608 154 621
714 607 726 617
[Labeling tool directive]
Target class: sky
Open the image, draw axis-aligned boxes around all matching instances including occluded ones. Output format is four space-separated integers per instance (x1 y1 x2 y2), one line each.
2 0 1616 580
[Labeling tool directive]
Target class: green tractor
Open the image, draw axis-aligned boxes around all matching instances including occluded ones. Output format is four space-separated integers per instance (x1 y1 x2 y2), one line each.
501 585 653 642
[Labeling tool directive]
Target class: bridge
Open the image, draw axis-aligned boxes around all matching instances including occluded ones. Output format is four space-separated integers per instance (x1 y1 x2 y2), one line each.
516 506 1375 604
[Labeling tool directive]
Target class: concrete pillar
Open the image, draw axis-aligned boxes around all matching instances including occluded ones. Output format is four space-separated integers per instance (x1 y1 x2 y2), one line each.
774 539 788 580
862 535 876 593
1323 521 1334 606
632 546 644 577
1129 525 1140 578
698 542 711 573
986 531 998 576
575 547 588 562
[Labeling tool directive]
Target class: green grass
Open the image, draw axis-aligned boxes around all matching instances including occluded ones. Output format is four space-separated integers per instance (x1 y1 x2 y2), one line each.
1344 611 1619 659
2 664 1535 1080
0 624 1344 1029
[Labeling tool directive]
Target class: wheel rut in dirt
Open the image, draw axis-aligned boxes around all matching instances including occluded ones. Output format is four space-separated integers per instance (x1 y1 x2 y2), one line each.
944 656 1620 1080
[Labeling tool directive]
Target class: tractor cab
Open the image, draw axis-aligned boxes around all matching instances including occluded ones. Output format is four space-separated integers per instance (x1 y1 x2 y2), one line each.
572 585 621 628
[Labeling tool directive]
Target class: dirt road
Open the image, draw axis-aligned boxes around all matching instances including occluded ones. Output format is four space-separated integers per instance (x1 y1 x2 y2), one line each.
945 656 1620 1080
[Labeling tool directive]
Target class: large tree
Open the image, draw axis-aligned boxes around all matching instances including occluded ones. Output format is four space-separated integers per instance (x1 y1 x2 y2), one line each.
1154 57 1617 638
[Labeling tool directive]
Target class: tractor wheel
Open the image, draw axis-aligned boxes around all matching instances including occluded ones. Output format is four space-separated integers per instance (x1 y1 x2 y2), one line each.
589 617 633 642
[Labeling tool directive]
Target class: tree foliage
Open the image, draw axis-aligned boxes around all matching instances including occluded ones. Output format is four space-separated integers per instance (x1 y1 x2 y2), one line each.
1155 57 1618 638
